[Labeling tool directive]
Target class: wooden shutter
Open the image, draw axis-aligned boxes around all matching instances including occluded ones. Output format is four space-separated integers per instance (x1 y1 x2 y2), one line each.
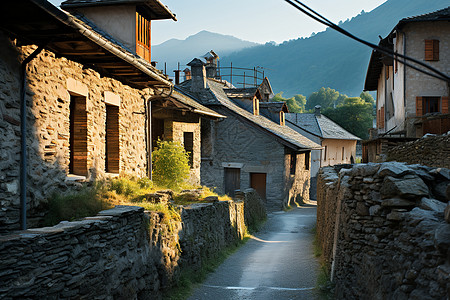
380 106 385 128
425 40 439 61
70 96 88 176
416 97 423 116
106 105 120 173
136 11 151 62
442 96 449 114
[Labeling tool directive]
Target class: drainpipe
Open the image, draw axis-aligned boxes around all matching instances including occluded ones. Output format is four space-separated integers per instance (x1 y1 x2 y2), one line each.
20 44 45 230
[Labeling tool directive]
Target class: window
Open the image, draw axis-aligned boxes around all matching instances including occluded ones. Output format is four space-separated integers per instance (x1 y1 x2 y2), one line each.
342 147 345 161
201 120 213 158
136 10 151 62
106 104 119 173
416 96 443 116
290 153 297 175
183 132 194 167
305 152 310 170
324 146 327 161
69 95 87 176
425 40 439 61
280 111 285 126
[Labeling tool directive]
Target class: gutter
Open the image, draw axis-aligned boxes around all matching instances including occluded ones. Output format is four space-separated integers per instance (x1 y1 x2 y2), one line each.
193 109 226 119
31 0 173 88
20 44 46 230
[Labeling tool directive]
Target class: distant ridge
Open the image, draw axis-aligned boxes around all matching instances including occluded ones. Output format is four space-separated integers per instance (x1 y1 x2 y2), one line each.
152 30 259 72
220 0 450 97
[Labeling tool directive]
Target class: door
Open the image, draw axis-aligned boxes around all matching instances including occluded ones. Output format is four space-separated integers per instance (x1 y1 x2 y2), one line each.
250 173 267 200
224 168 240 197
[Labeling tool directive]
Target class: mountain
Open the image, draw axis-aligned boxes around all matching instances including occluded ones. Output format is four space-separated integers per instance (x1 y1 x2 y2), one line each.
220 0 449 97
152 30 259 73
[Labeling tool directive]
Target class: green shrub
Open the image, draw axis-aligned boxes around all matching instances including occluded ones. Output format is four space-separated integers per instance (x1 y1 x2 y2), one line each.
45 183 112 226
152 140 190 190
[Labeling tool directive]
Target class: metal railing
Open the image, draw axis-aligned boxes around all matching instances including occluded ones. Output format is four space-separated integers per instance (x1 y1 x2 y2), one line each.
216 62 265 88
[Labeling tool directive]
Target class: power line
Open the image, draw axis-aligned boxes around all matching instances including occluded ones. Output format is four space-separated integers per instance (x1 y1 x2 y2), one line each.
284 0 450 84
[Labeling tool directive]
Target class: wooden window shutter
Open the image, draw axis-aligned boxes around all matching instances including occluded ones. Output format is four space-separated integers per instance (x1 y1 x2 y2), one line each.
106 105 120 173
380 106 385 128
69 96 88 176
416 97 423 116
425 40 439 61
442 96 449 114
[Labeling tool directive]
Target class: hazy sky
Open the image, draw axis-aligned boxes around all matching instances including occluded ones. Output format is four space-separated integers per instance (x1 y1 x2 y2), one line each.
49 0 387 45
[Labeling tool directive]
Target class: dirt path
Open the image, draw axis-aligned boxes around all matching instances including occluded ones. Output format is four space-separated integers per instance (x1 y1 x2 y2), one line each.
188 203 320 300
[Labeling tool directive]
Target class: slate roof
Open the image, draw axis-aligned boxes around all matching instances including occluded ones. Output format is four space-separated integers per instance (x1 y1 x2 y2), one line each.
170 91 226 119
224 87 258 99
286 113 360 141
396 6 450 28
61 0 177 21
260 102 288 112
177 80 322 150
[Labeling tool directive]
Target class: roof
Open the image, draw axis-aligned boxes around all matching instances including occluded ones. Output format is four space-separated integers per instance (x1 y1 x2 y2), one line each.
169 91 226 119
396 6 450 28
224 87 258 99
286 113 361 141
61 0 177 21
177 79 321 150
0 0 171 89
260 102 289 113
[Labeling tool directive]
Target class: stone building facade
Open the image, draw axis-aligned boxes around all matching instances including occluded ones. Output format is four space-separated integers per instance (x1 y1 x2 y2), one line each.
177 56 321 211
0 0 222 232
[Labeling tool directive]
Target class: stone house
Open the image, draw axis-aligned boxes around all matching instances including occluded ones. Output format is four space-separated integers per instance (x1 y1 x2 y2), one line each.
177 56 321 212
285 106 360 198
0 0 222 232
363 7 450 162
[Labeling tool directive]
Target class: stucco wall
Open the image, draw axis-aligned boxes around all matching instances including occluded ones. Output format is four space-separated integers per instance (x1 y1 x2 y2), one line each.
0 35 150 232
72 6 137 53
322 139 357 167
404 22 450 137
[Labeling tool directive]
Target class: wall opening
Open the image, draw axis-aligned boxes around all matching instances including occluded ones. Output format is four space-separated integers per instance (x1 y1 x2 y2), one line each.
290 153 297 175
250 173 267 200
305 152 310 170
224 168 240 197
183 132 194 167
106 104 120 173
69 95 88 176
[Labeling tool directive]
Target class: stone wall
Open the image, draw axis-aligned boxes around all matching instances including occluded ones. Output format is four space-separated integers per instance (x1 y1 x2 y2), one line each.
317 162 450 299
0 34 150 232
387 133 450 169
0 190 265 299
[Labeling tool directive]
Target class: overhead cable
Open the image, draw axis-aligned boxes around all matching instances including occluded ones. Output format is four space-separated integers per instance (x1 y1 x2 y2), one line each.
284 0 450 83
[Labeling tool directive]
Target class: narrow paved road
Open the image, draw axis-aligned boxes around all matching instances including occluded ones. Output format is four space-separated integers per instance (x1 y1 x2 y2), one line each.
188 203 319 300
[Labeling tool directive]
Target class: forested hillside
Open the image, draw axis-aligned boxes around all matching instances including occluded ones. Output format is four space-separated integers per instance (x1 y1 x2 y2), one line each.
221 0 449 97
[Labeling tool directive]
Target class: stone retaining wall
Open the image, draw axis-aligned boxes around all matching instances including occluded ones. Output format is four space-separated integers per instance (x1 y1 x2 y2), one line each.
0 190 265 299
317 162 450 299
386 133 450 168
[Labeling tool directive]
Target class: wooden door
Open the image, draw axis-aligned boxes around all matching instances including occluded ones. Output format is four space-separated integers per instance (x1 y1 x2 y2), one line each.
224 168 240 197
250 173 267 200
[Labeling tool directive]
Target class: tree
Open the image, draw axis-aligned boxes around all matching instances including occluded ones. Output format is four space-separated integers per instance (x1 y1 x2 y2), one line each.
306 87 342 110
323 97 374 139
272 92 306 113
359 91 375 105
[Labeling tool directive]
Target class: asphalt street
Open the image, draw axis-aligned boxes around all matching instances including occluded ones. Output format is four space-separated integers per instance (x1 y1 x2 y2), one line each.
188 203 320 300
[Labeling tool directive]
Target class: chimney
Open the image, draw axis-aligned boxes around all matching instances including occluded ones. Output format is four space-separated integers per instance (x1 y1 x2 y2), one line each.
187 58 206 92
183 68 191 81
314 105 321 116
173 70 181 85
203 50 219 79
